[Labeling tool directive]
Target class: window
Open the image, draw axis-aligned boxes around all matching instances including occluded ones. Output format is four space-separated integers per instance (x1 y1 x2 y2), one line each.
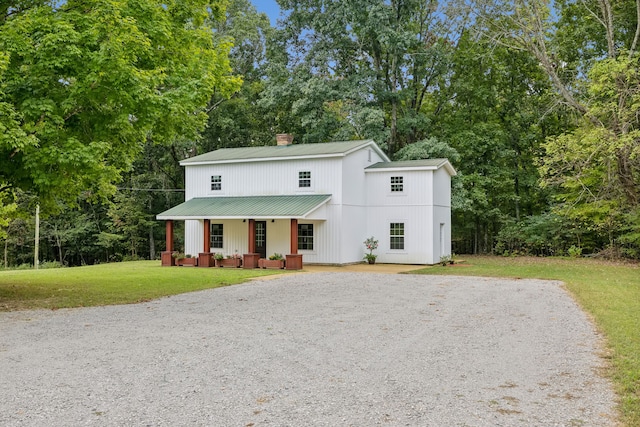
211 224 223 249
298 224 314 250
299 171 311 188
391 176 403 192
211 175 221 191
390 223 405 250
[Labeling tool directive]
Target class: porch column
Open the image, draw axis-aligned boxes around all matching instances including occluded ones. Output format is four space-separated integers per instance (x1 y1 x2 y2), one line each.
243 219 260 268
161 220 175 266
286 218 303 270
203 219 211 252
198 219 213 267
248 219 256 253
290 218 298 254
166 220 174 252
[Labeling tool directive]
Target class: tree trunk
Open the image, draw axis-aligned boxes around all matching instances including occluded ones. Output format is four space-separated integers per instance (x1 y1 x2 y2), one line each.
149 227 156 260
3 238 7 269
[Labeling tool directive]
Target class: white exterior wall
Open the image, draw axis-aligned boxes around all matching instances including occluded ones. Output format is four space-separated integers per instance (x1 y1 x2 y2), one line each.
185 157 343 201
432 167 452 261
365 169 438 264
339 147 386 263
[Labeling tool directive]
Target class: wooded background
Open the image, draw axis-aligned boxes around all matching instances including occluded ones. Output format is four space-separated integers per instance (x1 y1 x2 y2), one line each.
2 0 639 266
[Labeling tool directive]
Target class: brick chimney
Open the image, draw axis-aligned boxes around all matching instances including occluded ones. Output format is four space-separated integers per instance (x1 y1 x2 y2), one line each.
276 133 294 146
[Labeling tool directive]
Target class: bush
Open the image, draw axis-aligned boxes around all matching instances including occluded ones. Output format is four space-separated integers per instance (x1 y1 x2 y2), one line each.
567 245 582 258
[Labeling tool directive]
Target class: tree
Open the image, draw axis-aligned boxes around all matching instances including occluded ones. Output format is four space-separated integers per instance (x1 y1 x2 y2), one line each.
200 0 277 150
0 0 241 208
470 0 640 255
260 0 455 154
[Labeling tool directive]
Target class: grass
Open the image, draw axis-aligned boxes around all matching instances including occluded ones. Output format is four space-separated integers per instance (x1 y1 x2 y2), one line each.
0 260 286 311
411 255 640 427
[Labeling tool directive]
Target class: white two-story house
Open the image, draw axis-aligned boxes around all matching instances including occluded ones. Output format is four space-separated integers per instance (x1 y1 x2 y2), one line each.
157 136 456 267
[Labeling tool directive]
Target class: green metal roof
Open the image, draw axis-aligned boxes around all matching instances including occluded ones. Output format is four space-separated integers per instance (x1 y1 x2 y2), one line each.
365 159 456 175
156 194 332 220
180 140 389 165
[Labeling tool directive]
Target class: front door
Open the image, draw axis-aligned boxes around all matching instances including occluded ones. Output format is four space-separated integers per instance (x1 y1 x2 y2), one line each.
255 221 267 259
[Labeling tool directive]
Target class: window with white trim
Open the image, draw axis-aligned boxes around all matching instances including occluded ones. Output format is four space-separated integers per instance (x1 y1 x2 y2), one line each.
391 176 403 192
299 171 311 188
211 224 223 249
390 223 405 250
298 224 314 250
211 175 221 191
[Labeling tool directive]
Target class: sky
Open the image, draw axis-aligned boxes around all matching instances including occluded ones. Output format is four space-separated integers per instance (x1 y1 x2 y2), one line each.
251 0 281 25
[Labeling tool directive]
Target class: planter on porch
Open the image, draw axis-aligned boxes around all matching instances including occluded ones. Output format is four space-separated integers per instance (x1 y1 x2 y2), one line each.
258 258 285 269
176 256 198 267
217 257 242 268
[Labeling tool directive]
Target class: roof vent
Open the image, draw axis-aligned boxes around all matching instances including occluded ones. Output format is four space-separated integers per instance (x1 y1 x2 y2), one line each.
276 133 294 146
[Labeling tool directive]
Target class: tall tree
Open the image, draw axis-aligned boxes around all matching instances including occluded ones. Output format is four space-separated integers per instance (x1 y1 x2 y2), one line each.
261 0 454 154
200 0 277 150
0 0 241 208
470 0 640 255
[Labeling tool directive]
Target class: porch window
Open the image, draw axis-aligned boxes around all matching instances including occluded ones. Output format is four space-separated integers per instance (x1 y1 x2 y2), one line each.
390 222 405 250
298 224 314 250
391 176 403 192
211 223 223 249
211 175 221 191
299 171 311 188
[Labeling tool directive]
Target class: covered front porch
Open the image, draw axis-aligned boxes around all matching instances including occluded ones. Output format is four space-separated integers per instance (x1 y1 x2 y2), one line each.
156 194 331 270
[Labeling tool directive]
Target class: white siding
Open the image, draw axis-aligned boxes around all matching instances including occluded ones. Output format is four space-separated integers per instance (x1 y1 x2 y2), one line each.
184 220 203 256
433 167 451 208
185 157 343 201
366 206 434 264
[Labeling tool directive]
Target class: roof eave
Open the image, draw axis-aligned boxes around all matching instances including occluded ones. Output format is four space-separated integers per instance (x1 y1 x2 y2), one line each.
180 152 347 166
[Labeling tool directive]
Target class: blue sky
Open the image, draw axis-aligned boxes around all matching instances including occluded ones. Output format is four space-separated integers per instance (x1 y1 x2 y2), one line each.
251 0 281 25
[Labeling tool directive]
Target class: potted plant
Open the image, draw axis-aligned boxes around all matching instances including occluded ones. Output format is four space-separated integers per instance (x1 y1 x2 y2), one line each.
363 236 378 264
173 253 197 266
259 253 285 269
214 252 224 267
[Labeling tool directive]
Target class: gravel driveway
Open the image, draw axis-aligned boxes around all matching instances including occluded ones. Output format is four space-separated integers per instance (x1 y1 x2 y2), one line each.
0 273 617 426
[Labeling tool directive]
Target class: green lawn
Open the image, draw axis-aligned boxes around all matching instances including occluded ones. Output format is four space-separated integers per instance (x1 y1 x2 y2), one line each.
411 255 640 427
0 260 285 311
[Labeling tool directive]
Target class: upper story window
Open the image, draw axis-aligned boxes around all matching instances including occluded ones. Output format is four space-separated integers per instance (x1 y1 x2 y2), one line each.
211 175 221 191
391 176 403 192
299 171 311 188
390 222 405 250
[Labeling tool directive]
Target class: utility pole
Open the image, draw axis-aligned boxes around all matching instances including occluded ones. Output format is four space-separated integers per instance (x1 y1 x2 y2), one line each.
34 204 39 269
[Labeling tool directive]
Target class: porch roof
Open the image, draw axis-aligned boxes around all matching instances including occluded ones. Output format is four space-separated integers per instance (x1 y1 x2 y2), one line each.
156 194 332 220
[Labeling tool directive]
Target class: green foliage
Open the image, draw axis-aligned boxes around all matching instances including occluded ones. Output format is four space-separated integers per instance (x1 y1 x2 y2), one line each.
268 253 283 260
0 0 241 207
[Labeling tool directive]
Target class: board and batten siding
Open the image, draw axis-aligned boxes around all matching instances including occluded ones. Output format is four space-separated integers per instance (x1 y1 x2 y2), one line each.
184 157 344 201
364 167 449 264
339 146 384 263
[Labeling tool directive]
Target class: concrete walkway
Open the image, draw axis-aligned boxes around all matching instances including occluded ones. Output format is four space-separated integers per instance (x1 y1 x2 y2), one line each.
301 263 426 274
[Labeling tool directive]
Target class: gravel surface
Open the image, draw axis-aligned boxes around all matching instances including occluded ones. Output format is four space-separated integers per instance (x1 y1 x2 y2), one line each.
0 273 617 426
